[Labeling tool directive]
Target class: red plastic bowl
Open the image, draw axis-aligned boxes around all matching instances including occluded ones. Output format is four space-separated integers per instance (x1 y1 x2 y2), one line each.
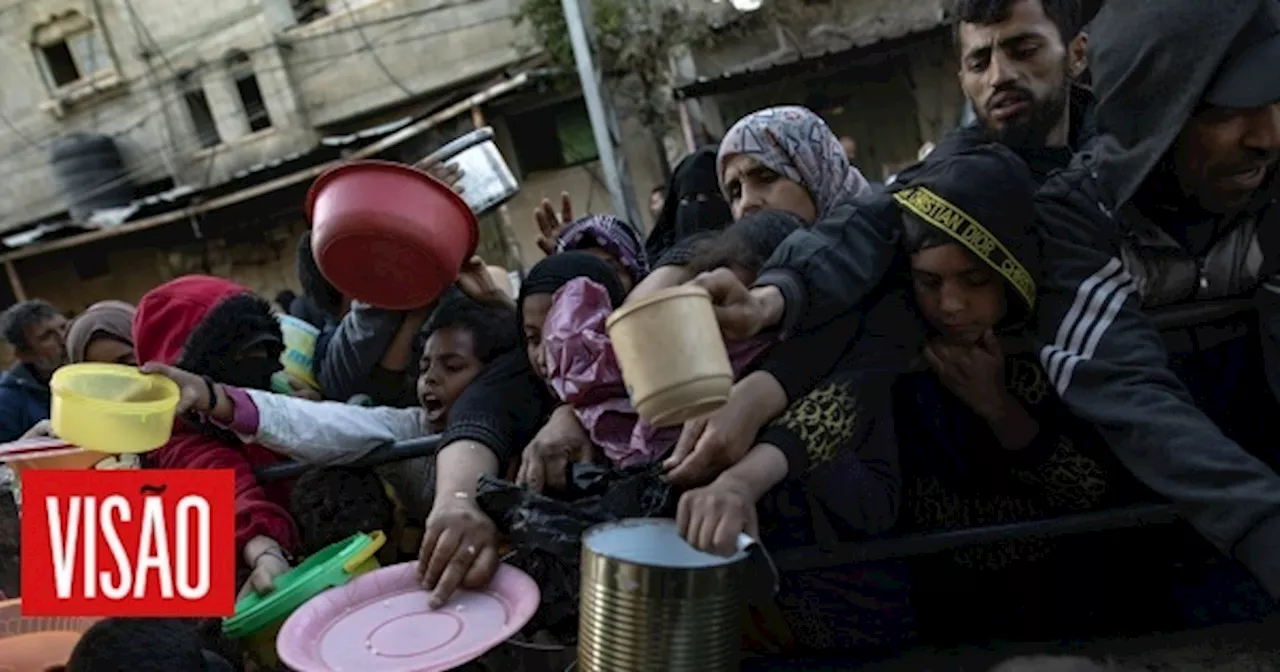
306 160 479 310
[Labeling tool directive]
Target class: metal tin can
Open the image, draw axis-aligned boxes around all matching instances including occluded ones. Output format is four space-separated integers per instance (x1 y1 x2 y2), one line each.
578 518 751 671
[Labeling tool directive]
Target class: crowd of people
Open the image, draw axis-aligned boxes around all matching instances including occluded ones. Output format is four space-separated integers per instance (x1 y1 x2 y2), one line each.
0 0 1278 668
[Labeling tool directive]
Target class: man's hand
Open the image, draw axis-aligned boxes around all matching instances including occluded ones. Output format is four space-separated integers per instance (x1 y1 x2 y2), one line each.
417 497 501 609
516 405 595 493
534 192 574 256
688 269 784 341
923 330 1009 420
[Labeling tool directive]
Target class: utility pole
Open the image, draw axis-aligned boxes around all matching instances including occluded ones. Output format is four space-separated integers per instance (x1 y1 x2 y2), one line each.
560 0 644 231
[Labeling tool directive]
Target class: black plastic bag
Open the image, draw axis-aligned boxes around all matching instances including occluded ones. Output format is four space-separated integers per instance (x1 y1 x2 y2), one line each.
475 462 679 640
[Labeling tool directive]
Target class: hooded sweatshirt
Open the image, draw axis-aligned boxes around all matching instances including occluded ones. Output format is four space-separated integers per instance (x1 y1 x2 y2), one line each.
890 147 1130 630
134 276 299 556
1032 0 1280 598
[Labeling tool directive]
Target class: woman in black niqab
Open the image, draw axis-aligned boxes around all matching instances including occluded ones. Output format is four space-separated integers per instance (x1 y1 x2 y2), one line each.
644 146 734 264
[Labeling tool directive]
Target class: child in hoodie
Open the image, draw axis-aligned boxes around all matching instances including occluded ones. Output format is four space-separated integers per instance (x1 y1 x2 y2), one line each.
887 145 1133 641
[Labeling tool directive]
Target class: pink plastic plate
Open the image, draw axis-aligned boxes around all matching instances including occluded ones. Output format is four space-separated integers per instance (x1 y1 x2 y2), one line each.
276 562 540 672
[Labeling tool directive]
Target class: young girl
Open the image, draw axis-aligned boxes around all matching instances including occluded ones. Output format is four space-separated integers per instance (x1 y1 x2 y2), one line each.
888 144 1131 640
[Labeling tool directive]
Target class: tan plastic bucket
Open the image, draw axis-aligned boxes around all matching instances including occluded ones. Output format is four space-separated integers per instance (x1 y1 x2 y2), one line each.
605 286 732 427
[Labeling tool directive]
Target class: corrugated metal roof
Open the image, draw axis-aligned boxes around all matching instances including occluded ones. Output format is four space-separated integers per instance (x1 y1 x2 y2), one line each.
675 1 951 99
0 118 414 252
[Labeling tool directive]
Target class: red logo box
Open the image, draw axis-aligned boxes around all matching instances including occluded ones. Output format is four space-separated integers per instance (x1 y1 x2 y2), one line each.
20 469 235 617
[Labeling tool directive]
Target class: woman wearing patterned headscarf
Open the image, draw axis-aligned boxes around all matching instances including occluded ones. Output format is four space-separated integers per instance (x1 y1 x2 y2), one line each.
554 213 649 291
717 106 873 223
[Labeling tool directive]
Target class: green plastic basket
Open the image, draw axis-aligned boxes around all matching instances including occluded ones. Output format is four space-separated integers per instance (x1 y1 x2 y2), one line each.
222 530 385 639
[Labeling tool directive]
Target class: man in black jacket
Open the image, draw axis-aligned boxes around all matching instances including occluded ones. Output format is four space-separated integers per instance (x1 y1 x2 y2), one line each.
1033 0 1280 597
699 0 1280 599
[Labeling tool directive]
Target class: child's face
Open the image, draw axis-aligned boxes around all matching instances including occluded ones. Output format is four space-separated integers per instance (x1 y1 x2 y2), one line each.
417 326 484 431
521 294 554 380
909 242 1007 344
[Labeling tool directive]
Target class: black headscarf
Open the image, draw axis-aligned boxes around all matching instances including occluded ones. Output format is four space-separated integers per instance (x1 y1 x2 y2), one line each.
517 251 628 333
178 293 284 391
890 143 1040 325
644 146 734 263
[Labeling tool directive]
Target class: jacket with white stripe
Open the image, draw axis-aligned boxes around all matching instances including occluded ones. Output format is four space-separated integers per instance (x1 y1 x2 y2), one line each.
1034 153 1280 598
1033 0 1280 599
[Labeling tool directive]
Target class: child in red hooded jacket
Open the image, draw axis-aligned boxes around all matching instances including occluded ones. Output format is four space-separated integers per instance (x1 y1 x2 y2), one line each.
132 275 299 597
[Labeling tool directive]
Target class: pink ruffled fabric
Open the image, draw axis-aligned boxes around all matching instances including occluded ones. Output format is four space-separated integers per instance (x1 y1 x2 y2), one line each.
543 277 773 467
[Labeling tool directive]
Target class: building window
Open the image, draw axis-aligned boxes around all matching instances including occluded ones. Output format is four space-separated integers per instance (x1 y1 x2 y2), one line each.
226 51 272 132
293 0 328 23
178 71 221 148
32 11 112 89
508 99 599 173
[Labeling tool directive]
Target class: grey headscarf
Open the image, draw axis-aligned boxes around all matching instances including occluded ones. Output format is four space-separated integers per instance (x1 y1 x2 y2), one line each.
717 106 873 218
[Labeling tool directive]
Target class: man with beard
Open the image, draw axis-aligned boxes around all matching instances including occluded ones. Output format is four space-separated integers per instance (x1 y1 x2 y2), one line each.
933 0 1090 181
1034 0 1280 605
0 300 68 441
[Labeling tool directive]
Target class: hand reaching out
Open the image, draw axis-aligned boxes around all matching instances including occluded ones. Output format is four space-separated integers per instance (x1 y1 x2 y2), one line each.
422 161 465 194
516 405 595 493
139 362 216 415
534 192 574 256
417 498 501 609
688 269 780 341
20 419 55 441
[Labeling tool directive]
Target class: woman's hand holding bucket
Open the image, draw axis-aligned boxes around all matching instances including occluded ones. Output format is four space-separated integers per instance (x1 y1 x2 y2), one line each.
139 362 235 424
677 473 761 557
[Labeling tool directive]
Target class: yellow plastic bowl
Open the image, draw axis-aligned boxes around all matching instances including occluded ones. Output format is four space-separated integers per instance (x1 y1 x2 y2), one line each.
51 363 181 454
